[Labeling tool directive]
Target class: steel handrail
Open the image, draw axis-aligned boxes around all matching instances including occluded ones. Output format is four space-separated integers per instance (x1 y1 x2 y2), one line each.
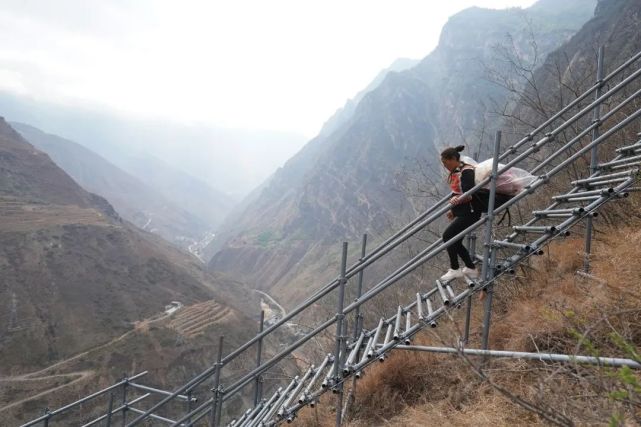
20 371 148 427
203 103 641 425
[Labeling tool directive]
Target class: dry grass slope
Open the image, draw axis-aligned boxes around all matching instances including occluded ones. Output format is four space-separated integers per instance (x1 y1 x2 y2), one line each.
293 218 641 426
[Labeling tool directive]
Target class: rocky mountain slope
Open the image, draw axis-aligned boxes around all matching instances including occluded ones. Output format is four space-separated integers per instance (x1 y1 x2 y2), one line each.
208 0 597 305
509 0 641 129
0 117 257 393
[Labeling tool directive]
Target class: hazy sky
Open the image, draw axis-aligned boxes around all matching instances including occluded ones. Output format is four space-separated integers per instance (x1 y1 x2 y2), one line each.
0 0 537 138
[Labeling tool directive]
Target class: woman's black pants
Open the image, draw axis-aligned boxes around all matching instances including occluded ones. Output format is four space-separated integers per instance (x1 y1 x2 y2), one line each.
442 213 480 270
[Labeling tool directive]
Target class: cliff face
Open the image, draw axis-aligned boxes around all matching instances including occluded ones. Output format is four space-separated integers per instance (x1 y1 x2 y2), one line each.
208 1 597 304
508 0 641 130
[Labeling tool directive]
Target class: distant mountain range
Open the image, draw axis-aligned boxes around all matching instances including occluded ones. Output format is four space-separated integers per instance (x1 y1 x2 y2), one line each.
0 92 307 197
10 122 226 249
207 0 598 305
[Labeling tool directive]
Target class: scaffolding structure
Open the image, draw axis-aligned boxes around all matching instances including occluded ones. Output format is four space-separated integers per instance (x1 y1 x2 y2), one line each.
20 47 641 427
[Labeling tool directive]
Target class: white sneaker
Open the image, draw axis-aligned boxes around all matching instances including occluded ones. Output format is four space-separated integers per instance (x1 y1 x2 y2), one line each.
462 267 479 279
440 268 463 282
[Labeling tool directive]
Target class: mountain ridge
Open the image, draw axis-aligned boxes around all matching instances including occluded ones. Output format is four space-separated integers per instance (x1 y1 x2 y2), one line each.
208 0 597 305
10 121 219 250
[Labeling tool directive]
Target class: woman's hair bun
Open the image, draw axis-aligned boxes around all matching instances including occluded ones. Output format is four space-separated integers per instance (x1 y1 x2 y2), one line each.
455 145 465 152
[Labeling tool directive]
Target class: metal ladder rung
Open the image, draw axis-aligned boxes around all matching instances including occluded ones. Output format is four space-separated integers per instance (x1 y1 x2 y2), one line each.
463 274 476 288
301 355 330 404
598 154 641 169
571 170 635 186
247 388 281 427
563 195 602 202
512 225 557 234
240 402 264 427
263 377 298 424
444 283 464 308
416 293 423 319
343 334 365 375
552 188 614 201
608 161 641 171
576 177 629 188
231 408 252 427
393 306 402 341
615 140 641 153
435 280 450 306
533 207 584 218
425 299 437 328
445 283 457 299
495 263 516 274
321 356 336 389
492 240 531 252
365 318 385 359
493 240 544 255
379 324 394 362
280 367 313 419
404 312 412 345
278 376 301 417
359 335 374 366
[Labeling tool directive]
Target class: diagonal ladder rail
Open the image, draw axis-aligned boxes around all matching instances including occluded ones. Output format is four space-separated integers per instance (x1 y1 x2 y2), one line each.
142 49 641 426
218 78 641 427
190 126 640 426
125 47 641 427
254 168 637 427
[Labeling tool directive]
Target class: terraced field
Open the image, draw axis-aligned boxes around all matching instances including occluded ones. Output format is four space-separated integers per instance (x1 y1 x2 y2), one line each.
168 300 232 338
0 198 109 231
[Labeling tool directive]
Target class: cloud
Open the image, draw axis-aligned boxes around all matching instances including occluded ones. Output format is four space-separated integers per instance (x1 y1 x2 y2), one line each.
0 0 538 136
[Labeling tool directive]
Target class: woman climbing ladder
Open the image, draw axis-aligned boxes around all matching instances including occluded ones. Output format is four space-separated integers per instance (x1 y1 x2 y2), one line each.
440 145 480 282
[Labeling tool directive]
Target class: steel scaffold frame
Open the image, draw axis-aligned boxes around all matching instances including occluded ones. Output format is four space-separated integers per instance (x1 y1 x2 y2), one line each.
20 47 641 427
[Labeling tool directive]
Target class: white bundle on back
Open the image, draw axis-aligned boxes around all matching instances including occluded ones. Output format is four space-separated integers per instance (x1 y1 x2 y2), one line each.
473 159 536 196
460 155 478 166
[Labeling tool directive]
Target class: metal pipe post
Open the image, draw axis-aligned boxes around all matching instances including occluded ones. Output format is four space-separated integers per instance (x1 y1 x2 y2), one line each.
209 336 224 427
481 249 498 354
106 392 114 427
584 46 605 273
185 390 193 426
480 131 502 352
343 234 367 424
337 321 348 419
394 345 641 368
215 389 224 427
463 234 477 344
121 376 129 427
333 242 348 427
353 234 368 341
254 310 265 406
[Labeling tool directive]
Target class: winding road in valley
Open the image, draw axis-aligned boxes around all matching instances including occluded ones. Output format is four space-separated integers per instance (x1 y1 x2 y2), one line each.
255 289 287 319
0 307 178 414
